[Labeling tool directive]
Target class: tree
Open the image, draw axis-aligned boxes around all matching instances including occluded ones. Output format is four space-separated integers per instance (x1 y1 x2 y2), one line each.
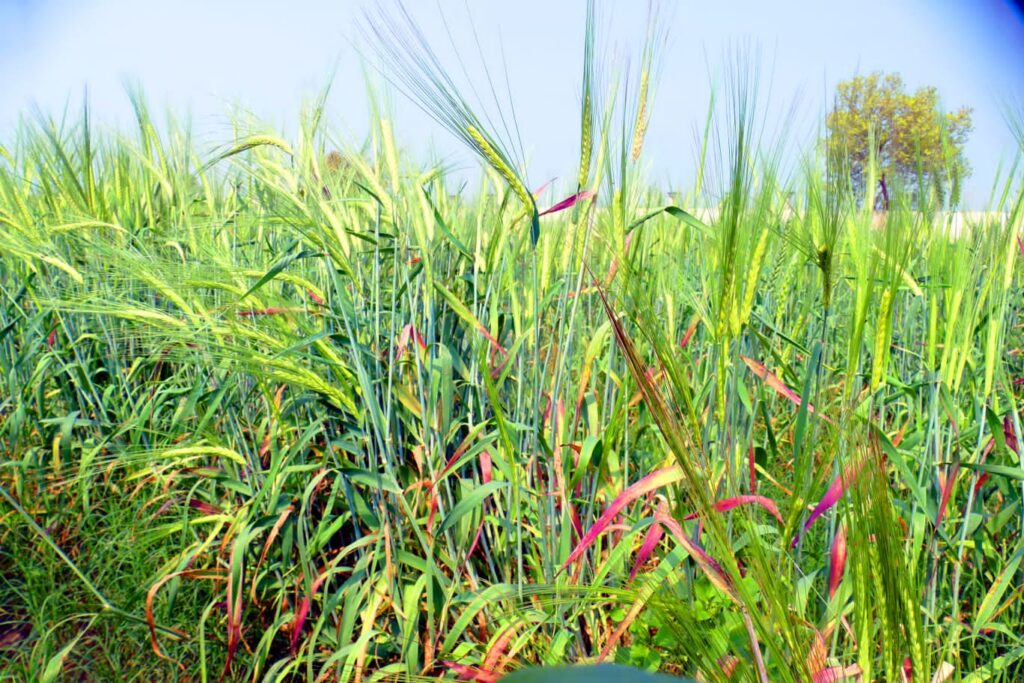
826 72 973 209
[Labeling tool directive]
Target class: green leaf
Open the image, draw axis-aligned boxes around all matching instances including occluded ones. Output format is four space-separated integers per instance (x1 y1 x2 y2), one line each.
973 538 1024 631
569 436 602 492
340 468 402 494
959 462 1024 481
627 205 711 236
421 185 473 260
240 244 319 301
963 645 1024 682
41 622 93 683
438 481 506 535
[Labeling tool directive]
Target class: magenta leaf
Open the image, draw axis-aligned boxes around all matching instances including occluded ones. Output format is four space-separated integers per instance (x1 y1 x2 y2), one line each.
683 494 783 525
539 190 596 217
792 459 865 548
561 465 683 571
629 518 665 581
828 524 847 599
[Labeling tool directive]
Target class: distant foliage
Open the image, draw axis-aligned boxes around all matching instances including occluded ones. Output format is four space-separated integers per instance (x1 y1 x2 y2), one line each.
826 71 973 208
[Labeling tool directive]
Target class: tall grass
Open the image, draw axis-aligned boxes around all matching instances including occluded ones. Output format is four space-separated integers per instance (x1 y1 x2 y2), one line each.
1 7 1023 683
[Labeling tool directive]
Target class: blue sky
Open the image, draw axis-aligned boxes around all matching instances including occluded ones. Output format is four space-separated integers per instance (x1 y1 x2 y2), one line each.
1 0 1022 207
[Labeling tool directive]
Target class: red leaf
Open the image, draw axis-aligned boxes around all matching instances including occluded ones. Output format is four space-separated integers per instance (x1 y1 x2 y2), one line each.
936 462 960 526
811 664 861 682
394 323 426 360
793 458 865 547
605 230 636 285
655 512 737 601
442 661 499 683
748 445 758 494
539 190 596 217
828 524 847 599
427 491 439 539
682 495 783 525
220 552 245 682
477 324 506 355
629 518 664 581
288 572 330 656
482 624 518 673
237 306 310 317
465 451 494 559
480 451 493 484
290 597 310 654
561 466 684 571
740 355 829 423
679 315 700 350
1004 415 1019 454
793 476 843 549
466 523 486 560
570 507 583 539
531 178 556 198
188 499 220 515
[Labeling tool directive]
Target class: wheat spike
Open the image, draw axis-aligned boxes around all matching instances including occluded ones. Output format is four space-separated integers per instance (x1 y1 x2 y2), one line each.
870 288 893 389
739 226 770 326
578 91 593 188
467 125 533 211
631 70 650 161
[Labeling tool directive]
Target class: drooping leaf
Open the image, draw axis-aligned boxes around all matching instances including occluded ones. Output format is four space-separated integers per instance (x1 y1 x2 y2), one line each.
741 355 828 422
435 281 506 353
562 466 684 571
539 190 595 217
656 512 737 601
792 456 866 547
682 494 783 524
240 245 319 301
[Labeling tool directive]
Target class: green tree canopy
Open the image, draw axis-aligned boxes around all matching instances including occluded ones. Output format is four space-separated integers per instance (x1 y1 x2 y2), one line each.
826 72 973 208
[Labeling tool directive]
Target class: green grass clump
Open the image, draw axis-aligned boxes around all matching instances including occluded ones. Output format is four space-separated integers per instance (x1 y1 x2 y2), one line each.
2 7 1024 683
